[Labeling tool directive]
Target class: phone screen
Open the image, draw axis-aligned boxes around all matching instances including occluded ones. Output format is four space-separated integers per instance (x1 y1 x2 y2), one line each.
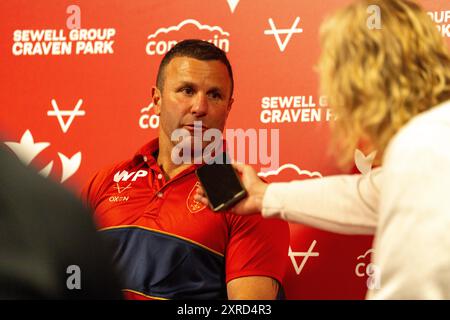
195 161 247 212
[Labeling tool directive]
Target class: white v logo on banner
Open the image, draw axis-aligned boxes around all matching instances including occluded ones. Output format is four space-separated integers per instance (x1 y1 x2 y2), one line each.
227 0 240 13
289 240 319 275
264 17 303 52
47 99 86 133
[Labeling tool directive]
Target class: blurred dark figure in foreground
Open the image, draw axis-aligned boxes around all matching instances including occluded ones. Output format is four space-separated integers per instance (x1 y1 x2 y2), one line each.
0 146 122 299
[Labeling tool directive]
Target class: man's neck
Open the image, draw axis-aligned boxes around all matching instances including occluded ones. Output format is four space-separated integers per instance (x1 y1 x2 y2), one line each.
157 137 191 180
156 152 191 181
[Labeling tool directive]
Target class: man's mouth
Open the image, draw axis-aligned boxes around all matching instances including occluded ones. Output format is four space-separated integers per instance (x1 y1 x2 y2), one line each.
183 123 208 132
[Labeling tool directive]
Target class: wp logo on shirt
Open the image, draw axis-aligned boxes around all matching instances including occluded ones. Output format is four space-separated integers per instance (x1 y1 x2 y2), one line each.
113 170 148 182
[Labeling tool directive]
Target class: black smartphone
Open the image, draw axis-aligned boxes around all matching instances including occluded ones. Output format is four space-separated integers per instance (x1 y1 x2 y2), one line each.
195 159 247 212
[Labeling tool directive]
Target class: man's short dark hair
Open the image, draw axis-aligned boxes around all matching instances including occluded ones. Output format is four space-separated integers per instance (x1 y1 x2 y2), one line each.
156 39 234 98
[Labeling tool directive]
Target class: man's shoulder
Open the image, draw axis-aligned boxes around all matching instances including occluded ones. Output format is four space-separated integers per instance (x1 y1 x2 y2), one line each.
88 139 158 185
81 158 137 206
88 159 134 185
225 209 289 234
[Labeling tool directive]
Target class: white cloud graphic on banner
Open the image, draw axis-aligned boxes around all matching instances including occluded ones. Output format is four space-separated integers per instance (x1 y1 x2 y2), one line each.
258 163 323 178
140 103 153 113
357 248 374 261
355 248 380 290
146 19 230 55
147 19 230 39
139 102 159 129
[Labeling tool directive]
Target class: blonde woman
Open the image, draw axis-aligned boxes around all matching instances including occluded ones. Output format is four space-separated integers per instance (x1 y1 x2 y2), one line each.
196 0 450 299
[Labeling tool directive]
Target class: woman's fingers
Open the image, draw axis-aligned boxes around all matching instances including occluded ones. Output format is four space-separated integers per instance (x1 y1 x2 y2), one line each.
231 162 245 173
194 194 209 205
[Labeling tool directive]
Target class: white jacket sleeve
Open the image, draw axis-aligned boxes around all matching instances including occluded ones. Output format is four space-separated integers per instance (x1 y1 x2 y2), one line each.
261 168 382 235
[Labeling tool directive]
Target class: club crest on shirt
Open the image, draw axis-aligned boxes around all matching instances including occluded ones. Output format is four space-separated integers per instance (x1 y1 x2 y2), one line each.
186 182 207 213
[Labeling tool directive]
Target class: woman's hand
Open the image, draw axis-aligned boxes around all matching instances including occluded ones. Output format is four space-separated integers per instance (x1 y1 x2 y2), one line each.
194 163 268 215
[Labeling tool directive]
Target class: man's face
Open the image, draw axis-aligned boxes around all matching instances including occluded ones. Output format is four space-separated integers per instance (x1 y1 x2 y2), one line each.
152 56 234 150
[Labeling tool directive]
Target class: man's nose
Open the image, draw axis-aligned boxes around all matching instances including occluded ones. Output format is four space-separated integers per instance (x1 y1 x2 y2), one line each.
191 93 208 117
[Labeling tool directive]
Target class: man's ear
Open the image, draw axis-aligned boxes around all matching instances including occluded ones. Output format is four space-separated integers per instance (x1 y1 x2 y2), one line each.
152 86 162 115
226 97 234 115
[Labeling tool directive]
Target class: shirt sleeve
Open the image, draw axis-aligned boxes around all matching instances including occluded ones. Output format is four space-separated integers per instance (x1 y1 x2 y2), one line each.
80 161 126 212
225 213 290 286
80 171 102 211
261 169 381 235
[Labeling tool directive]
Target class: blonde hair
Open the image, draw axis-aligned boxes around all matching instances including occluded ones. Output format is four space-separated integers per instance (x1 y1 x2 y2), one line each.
318 0 450 168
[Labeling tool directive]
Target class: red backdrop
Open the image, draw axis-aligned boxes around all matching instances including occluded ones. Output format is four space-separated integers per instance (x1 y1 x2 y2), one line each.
1 0 449 299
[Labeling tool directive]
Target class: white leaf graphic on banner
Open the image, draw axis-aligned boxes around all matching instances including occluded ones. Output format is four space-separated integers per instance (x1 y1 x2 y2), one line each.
4 130 50 166
58 152 82 183
354 149 377 175
39 161 53 178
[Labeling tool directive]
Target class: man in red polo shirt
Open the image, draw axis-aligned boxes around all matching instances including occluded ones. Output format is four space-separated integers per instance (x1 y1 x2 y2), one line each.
82 39 289 300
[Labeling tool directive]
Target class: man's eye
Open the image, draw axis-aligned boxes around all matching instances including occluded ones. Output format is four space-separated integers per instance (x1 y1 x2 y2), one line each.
209 92 222 100
181 87 194 95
